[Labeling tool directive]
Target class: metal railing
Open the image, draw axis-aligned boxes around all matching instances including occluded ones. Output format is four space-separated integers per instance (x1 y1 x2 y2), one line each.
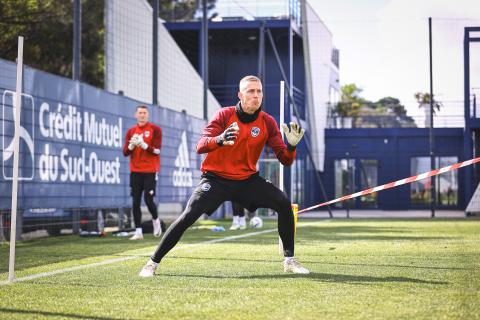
160 0 302 25
327 115 464 129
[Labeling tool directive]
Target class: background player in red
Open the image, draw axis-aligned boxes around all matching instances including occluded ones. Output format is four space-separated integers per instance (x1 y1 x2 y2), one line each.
139 76 308 276
123 105 162 240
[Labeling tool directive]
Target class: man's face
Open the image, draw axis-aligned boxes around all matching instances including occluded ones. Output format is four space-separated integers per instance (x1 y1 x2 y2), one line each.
135 108 149 125
238 80 263 114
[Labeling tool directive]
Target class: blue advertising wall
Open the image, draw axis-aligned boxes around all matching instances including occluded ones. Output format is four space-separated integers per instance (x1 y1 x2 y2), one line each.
0 59 206 210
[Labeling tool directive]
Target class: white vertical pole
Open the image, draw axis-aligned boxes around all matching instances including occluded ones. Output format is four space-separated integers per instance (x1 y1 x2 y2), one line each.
8 36 24 283
278 81 285 255
279 81 285 191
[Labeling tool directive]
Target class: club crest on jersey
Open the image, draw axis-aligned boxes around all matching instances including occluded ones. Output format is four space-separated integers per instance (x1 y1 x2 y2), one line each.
144 131 150 137
201 183 211 192
251 127 260 137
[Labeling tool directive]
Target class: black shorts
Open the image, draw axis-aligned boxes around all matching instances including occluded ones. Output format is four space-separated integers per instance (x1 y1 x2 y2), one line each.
194 172 289 216
130 172 157 196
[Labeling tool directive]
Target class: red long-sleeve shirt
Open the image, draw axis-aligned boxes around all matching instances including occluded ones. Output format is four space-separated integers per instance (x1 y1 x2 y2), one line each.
197 106 295 180
123 122 162 173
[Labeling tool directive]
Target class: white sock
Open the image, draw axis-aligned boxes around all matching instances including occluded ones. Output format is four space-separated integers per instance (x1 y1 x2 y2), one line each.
284 257 294 263
232 216 239 225
153 218 160 224
148 259 158 267
239 216 246 226
135 228 143 235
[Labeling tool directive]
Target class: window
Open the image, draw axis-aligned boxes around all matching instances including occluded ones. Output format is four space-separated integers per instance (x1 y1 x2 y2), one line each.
334 159 355 208
359 159 378 208
291 156 305 205
410 157 458 206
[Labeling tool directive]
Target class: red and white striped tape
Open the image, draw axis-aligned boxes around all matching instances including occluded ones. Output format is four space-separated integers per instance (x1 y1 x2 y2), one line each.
298 156 480 214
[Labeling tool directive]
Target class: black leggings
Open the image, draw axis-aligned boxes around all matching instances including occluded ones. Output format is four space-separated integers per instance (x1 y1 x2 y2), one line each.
151 172 295 262
130 172 158 227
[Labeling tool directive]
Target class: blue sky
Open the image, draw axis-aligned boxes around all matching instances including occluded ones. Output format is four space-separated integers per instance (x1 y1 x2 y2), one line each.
310 0 480 117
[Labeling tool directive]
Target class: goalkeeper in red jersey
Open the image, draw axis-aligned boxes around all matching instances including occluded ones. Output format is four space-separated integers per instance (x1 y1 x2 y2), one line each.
139 76 309 276
123 105 163 240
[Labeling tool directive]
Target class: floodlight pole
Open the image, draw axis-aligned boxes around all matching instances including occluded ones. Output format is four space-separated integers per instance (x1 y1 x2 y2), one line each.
278 81 285 255
201 0 208 120
73 0 81 81
279 81 285 192
9 36 24 283
152 0 159 105
428 17 435 218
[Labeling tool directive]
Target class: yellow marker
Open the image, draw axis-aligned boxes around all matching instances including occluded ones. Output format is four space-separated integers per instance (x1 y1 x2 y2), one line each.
292 203 298 239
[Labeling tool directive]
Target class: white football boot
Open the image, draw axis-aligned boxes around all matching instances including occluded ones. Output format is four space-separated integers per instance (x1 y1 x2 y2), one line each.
130 229 144 240
284 257 310 274
139 260 158 277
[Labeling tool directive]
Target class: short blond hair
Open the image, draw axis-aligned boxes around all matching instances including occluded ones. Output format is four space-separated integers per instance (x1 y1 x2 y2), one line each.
239 75 261 92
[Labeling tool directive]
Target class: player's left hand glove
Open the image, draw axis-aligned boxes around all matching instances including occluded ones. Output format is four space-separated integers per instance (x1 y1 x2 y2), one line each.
282 122 305 151
135 134 149 150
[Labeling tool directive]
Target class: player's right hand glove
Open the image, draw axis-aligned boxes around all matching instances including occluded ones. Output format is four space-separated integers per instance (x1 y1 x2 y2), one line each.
216 122 239 146
128 134 138 150
136 134 149 150
282 122 305 151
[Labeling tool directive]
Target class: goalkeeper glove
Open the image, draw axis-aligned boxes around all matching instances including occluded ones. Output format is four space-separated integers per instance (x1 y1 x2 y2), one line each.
135 134 149 150
128 134 138 150
282 122 305 151
216 122 239 146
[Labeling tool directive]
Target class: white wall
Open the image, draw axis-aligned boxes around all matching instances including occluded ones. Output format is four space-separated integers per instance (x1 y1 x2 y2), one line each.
105 0 221 119
303 1 340 171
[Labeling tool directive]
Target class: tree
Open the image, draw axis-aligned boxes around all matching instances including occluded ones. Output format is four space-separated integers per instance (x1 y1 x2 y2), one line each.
414 92 443 114
376 97 407 116
334 83 366 117
332 83 416 128
415 92 443 127
0 0 104 88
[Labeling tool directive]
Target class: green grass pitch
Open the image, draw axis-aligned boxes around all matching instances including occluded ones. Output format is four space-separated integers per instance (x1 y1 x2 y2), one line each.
1 218 479 319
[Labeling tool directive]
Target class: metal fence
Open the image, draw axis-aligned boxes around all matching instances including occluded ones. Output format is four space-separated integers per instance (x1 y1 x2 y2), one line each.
159 0 301 24
0 207 132 241
327 115 465 129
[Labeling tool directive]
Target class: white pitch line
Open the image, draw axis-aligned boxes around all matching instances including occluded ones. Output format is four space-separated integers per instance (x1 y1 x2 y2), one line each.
0 228 283 285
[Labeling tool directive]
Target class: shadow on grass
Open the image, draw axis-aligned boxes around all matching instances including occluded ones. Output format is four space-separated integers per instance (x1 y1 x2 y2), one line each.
296 225 452 242
164 272 449 285
0 223 454 273
228 225 452 243
319 261 471 271
168 255 469 271
0 307 120 320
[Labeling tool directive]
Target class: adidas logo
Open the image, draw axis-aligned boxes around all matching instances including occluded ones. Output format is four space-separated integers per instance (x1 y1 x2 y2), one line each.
172 131 193 187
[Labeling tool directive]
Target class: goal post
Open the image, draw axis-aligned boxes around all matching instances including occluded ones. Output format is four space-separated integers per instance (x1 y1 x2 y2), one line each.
8 36 25 282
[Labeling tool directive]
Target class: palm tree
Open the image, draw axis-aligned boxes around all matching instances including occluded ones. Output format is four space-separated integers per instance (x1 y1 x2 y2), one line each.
414 92 443 127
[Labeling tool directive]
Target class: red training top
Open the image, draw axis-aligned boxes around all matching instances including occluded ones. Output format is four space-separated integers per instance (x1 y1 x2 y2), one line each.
197 106 295 180
123 122 162 173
